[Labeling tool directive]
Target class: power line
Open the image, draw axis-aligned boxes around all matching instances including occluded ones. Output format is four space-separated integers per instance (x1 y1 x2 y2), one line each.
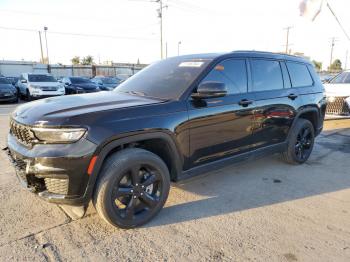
0 26 157 41
0 9 159 31
326 2 350 41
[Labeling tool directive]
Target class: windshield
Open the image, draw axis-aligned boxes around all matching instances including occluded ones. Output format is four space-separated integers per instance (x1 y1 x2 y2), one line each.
330 72 350 84
71 77 92 84
28 75 57 82
115 57 212 100
101 77 120 84
0 78 11 84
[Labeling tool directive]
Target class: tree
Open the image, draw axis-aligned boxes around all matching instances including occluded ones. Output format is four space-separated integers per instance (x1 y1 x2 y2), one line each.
312 60 322 71
329 59 342 72
81 55 94 65
71 56 80 65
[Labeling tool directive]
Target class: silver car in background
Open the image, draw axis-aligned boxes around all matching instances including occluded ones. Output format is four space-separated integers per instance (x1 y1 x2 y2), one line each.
324 70 350 115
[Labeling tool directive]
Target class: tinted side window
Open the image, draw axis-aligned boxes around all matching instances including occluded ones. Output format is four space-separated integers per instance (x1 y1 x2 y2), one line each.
286 62 313 87
251 59 283 91
201 59 247 94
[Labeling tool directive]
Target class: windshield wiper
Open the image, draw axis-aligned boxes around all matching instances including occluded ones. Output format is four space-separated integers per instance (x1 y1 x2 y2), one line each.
122 90 170 101
125 90 147 97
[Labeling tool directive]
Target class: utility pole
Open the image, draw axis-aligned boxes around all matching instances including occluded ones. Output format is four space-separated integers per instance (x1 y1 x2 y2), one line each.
345 49 348 70
165 42 168 58
284 26 292 54
177 41 181 56
43 26 50 65
38 31 44 63
132 0 167 59
156 0 166 59
329 37 336 71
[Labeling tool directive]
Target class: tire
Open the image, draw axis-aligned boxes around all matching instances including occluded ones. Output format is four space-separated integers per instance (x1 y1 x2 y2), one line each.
282 118 315 165
12 97 19 103
19 91 25 100
93 148 170 229
26 89 32 101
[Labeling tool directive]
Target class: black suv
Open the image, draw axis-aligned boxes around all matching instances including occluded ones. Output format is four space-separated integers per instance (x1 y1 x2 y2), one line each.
5 51 326 228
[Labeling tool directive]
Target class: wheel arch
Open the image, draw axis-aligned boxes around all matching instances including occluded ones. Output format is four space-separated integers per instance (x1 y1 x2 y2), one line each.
290 106 320 137
87 131 183 196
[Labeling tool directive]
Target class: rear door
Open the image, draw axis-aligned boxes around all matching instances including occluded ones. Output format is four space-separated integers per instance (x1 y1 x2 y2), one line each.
187 58 257 168
249 59 303 149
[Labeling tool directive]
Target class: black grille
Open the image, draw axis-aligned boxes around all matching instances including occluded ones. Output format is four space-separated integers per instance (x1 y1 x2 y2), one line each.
41 86 57 91
10 120 35 147
326 96 350 115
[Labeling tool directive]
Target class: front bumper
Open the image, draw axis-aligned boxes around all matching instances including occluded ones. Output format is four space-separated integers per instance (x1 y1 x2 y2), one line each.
30 89 65 97
5 133 97 205
0 94 17 102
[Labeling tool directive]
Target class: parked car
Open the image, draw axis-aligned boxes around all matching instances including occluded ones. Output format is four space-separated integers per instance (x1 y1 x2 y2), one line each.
62 76 100 94
0 77 18 103
91 76 122 90
324 70 350 115
17 73 65 101
5 76 19 86
5 51 326 229
319 73 335 83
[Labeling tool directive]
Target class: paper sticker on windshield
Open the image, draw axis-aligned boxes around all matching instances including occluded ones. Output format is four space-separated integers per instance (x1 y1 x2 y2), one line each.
179 61 204 68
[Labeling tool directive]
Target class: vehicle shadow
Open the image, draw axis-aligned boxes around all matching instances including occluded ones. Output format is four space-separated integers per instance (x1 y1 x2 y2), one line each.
145 128 350 228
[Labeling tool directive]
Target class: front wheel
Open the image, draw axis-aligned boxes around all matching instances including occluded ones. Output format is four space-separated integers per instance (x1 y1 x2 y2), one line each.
93 148 170 229
282 118 315 164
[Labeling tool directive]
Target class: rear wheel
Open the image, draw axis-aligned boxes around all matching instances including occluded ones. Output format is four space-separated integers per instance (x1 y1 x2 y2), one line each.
26 89 32 101
93 148 170 229
282 118 315 164
12 96 19 103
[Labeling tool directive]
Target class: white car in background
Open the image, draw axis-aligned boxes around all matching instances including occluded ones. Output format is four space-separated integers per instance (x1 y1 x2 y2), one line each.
17 73 65 101
324 70 350 116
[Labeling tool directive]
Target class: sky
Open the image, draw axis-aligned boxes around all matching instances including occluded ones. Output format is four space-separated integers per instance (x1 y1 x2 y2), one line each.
0 0 350 70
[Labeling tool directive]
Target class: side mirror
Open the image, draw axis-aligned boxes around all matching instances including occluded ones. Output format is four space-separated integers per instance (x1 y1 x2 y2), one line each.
191 81 227 99
21 79 27 83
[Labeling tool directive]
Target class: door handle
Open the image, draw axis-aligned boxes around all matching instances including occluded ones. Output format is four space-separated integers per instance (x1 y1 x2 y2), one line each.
288 93 298 100
238 99 253 107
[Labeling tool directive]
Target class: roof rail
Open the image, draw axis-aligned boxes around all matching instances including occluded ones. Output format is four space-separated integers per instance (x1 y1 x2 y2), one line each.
231 50 302 59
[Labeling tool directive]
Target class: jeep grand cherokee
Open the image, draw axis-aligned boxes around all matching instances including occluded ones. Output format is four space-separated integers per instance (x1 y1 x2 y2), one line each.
4 51 326 228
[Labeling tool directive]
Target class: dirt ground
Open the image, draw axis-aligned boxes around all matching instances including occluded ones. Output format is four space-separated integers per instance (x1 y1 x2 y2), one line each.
0 103 349 261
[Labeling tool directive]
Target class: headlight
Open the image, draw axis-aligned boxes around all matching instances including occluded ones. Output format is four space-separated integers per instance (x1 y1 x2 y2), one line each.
327 96 336 103
32 127 86 143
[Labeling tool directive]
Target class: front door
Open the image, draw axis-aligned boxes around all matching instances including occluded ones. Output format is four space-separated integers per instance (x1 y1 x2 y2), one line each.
187 58 257 168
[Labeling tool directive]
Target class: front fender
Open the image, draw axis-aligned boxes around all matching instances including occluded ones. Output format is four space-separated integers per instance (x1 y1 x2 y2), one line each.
82 130 183 202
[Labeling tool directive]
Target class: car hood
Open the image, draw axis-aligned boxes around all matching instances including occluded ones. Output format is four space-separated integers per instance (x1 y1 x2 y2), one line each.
0 84 15 92
102 83 119 88
72 83 97 89
12 91 164 126
324 83 350 97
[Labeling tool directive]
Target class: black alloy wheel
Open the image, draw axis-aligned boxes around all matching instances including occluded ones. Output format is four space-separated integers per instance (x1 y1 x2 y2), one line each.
294 125 313 161
93 148 170 228
282 118 315 164
111 164 163 222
